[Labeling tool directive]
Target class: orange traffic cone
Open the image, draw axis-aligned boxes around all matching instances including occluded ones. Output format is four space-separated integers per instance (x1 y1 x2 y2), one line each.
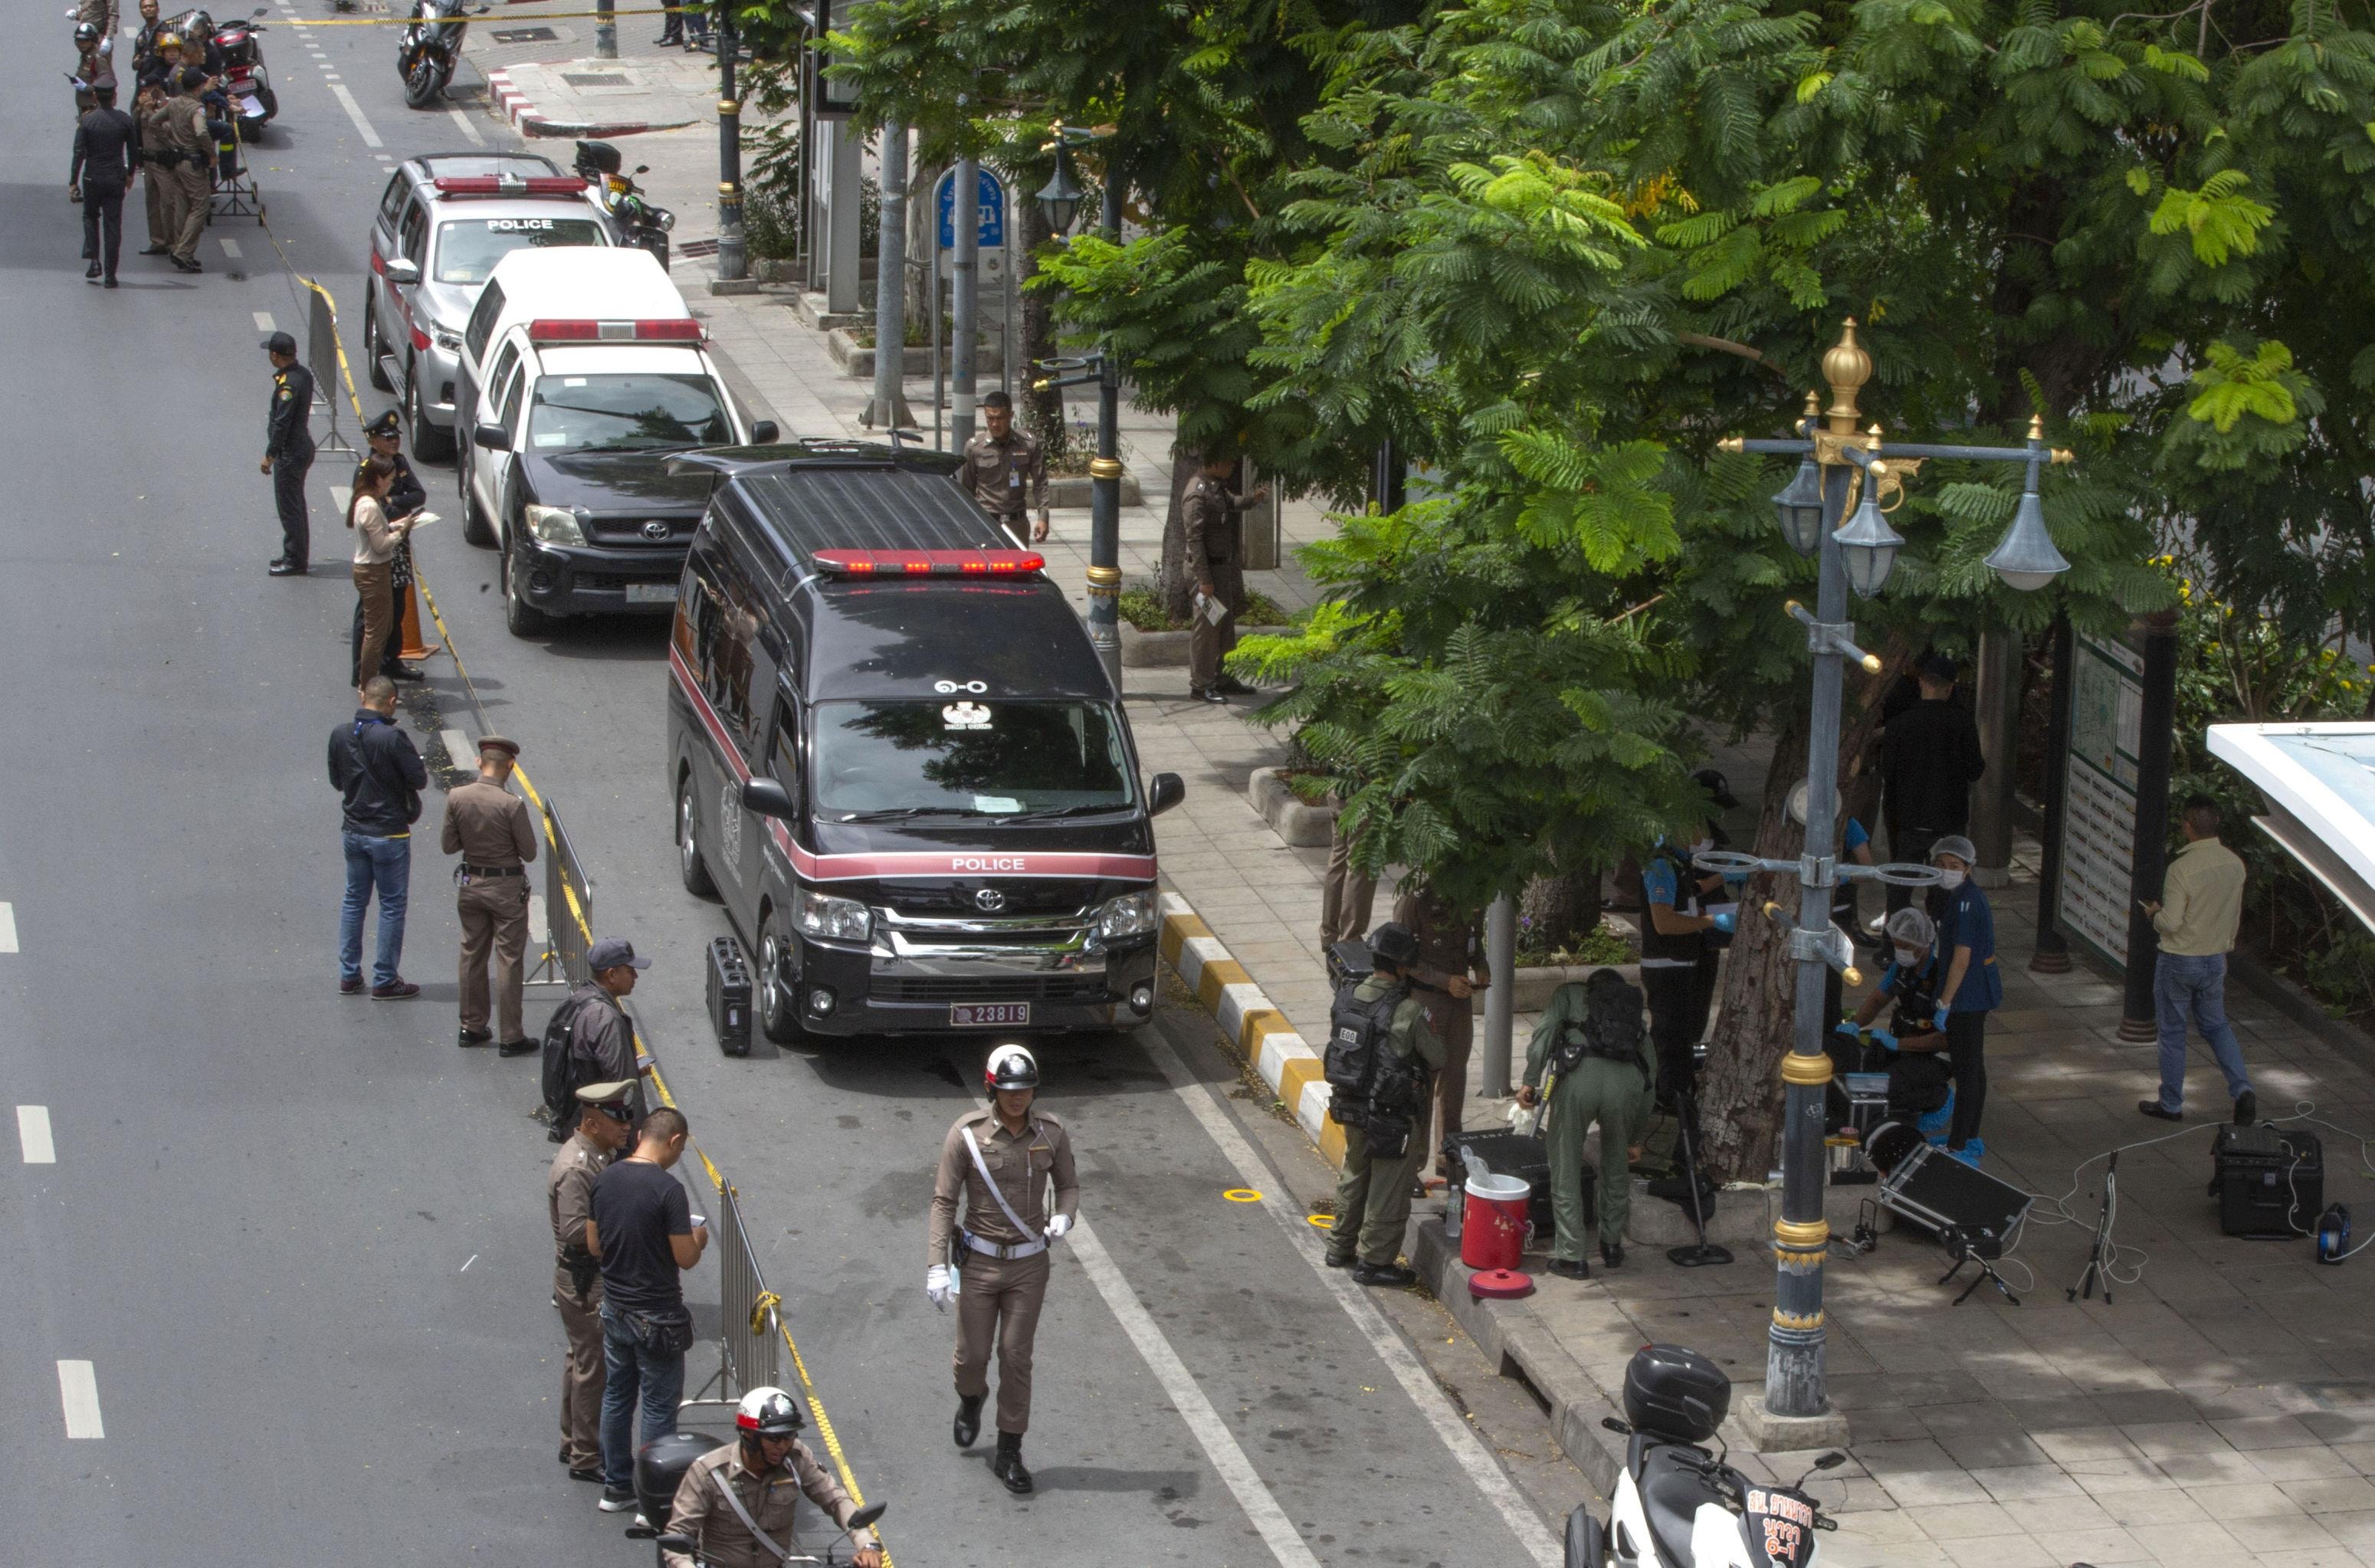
399 580 441 663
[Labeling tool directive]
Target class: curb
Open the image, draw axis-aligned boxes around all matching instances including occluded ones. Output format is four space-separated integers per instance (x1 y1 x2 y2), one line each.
1158 892 1349 1169
482 68 697 139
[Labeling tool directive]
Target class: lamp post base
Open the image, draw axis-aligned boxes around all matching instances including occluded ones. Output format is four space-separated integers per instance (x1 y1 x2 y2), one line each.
1734 1394 1852 1454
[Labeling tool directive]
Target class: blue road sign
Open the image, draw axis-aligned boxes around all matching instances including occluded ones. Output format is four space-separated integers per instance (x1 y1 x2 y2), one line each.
935 168 1007 251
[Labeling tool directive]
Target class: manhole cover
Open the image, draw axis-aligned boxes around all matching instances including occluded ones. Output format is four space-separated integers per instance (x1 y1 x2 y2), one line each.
561 71 629 87
490 25 556 41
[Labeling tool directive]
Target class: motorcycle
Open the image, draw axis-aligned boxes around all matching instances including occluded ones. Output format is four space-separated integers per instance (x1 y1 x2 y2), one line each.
653 1501 884 1567
1566 1345 1844 1568
398 0 485 108
211 5 274 137
575 139 675 271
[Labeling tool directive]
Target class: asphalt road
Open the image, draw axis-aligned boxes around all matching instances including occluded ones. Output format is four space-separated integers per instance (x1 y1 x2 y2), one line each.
0 8 1588 1564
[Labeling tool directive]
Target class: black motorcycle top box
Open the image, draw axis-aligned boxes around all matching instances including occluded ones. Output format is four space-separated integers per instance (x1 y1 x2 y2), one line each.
635 1429 722 1528
1624 1343 1730 1443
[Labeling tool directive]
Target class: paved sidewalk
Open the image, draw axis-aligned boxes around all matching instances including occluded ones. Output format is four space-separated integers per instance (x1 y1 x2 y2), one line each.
461 67 2375 1565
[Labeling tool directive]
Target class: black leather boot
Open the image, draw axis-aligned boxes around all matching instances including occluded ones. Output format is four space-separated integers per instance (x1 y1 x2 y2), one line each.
953 1393 986 1448
992 1431 1034 1494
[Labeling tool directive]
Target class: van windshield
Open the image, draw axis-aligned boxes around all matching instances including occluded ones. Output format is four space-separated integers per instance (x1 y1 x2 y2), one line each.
526 373 730 452
435 215 607 284
812 700 1136 819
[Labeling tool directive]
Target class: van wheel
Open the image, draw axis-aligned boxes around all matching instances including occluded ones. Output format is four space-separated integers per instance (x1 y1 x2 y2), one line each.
406 366 453 461
503 545 553 638
458 449 495 548
363 295 393 392
758 919 807 1045
676 773 717 896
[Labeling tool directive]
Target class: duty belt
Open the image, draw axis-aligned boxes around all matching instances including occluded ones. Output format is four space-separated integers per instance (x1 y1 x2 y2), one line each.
461 864 523 877
962 1229 1046 1261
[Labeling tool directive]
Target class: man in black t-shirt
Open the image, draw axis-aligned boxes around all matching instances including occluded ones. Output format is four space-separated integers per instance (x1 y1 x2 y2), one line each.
587 1105 709 1512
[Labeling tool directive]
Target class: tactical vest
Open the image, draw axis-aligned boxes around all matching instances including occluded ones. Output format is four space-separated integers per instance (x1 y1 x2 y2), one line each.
1324 979 1422 1127
1640 849 1706 965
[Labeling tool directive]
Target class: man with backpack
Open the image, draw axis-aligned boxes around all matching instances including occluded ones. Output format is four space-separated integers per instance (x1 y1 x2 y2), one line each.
1323 923 1445 1287
542 938 652 1140
1519 969 1655 1278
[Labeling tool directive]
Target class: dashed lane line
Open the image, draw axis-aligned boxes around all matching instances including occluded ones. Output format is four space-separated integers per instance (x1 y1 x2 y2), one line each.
441 728 477 766
18 1106 54 1164
329 82 385 148
1141 1030 1567 1567
57 1361 103 1439
220 237 242 259
0 901 15 953
252 310 274 333
448 104 486 146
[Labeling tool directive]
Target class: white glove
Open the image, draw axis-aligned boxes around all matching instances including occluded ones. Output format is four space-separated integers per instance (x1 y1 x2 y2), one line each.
1044 1214 1074 1243
925 1263 953 1309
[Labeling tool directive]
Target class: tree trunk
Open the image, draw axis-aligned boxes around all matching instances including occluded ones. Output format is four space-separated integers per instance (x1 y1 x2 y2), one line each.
1157 444 1202 617
1694 645 1914 1183
1013 194 1069 462
905 159 943 333
1521 869 1602 953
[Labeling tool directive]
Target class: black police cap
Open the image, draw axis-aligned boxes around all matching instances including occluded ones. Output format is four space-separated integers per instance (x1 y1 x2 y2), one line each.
364 409 401 439
262 330 297 356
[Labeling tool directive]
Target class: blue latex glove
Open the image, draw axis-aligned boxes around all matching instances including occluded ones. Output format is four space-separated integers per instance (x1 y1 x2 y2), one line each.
1711 910 1737 933
1932 1003 1951 1032
1868 1027 1899 1051
1834 1020 1861 1039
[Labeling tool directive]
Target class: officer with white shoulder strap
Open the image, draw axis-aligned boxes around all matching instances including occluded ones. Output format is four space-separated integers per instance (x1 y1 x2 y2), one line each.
1519 969 1655 1278
925 1042 1078 1495
660 1387 883 1568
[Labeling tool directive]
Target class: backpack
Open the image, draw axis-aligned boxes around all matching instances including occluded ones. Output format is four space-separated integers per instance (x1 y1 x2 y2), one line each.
1552 971 1648 1074
539 991 594 1138
1323 979 1422 1131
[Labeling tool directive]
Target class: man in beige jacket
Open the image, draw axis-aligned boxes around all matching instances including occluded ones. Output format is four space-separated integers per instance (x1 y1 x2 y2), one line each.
2139 795 2255 1125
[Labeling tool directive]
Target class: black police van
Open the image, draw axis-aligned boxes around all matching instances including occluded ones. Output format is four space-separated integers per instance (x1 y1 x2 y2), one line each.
664 439 1183 1045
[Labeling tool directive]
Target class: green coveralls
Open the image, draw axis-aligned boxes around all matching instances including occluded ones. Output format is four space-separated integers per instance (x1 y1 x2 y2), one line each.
1327 976 1447 1267
1523 982 1655 1264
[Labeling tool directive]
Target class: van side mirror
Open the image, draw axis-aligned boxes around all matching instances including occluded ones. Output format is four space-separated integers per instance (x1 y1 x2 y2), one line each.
1147 773 1184 818
382 257 420 287
741 779 799 822
750 419 779 444
472 422 510 451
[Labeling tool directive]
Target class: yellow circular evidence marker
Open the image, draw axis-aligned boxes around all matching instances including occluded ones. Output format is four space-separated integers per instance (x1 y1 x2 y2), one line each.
1223 1188 1263 1203
1305 1212 1333 1228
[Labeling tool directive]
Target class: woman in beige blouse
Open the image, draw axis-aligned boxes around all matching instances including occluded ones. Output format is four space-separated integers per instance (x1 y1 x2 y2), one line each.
349 456 419 690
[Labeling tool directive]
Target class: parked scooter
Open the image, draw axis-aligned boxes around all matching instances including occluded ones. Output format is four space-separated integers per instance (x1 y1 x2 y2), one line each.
1566 1345 1843 1568
398 0 484 107
211 5 274 136
574 139 675 271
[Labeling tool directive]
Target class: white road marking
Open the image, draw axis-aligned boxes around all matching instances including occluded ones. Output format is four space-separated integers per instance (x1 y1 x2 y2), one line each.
252 310 275 333
57 1361 103 1439
448 105 486 146
330 484 353 514
441 728 476 768
18 1107 55 1164
219 237 242 259
323 74 342 82
0 902 15 953
461 1254 477 1272
329 82 384 148
1141 1032 1566 1566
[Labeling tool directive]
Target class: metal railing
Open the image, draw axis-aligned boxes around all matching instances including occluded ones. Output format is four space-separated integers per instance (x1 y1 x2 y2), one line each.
683 1178 782 1412
543 798 595 989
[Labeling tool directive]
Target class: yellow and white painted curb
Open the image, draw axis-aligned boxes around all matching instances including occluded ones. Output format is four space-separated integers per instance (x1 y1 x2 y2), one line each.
1158 892 1351 1169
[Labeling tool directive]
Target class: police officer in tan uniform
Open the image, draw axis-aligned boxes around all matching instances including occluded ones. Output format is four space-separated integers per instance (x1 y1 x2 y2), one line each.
1393 884 1490 1179
439 733 538 1052
161 67 211 274
549 1079 633 1481
663 1388 883 1568
960 390 1050 542
926 1043 1078 1496
1179 448 1269 704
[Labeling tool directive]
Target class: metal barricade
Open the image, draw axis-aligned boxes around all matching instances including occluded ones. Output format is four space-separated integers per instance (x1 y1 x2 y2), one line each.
304 285 357 455
684 1178 781 1411
542 798 595 988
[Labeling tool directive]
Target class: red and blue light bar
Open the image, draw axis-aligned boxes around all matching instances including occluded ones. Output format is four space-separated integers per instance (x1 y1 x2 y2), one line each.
527 318 705 344
812 549 1046 577
432 175 590 197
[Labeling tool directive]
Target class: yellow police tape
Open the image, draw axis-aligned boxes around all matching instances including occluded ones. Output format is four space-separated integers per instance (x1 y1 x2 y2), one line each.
287 245 887 1555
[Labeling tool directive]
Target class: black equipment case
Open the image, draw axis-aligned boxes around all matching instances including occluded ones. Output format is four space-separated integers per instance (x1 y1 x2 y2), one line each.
2214 1124 2322 1238
1448 1129 1590 1236
705 935 753 1057
1325 937 1374 992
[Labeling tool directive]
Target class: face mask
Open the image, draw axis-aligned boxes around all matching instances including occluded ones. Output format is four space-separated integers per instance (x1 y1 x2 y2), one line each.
1894 946 1922 968
1938 868 1966 891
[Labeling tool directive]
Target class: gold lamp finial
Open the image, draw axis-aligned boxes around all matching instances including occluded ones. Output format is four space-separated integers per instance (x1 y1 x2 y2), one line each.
1822 319 1872 433
2027 412 2045 441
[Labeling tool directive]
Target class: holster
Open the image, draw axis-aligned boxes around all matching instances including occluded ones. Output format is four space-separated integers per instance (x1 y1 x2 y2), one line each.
559 1244 600 1300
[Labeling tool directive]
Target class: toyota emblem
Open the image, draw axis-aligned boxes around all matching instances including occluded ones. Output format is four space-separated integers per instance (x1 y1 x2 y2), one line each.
641 520 673 541
974 888 1007 912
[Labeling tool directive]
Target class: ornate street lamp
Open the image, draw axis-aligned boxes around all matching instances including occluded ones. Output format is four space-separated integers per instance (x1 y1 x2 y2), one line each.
1034 139 1085 235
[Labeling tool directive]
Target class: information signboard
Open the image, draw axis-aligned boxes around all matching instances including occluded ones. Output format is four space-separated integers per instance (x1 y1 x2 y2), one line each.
2059 631 2145 969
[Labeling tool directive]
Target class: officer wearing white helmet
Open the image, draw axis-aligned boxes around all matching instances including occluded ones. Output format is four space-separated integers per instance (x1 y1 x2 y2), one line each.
926 1042 1079 1495
661 1387 883 1568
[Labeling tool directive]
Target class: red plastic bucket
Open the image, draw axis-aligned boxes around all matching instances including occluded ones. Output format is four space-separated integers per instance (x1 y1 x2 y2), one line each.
1461 1173 1530 1271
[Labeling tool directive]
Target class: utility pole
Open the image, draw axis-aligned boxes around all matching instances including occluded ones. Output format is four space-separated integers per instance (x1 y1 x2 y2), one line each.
950 157 979 449
863 122 912 431
1084 175 1124 689
594 0 614 60
713 8 746 286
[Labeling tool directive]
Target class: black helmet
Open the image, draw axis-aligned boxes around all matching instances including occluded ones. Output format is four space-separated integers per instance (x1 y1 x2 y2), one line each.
736 1386 805 1439
1368 921 1420 970
573 139 622 177
985 1043 1039 1093
1691 767 1740 811
77 21 100 42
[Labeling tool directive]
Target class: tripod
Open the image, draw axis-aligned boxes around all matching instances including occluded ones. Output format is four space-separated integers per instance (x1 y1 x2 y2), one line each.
1666 1089 1733 1268
2067 1150 2119 1304
1938 1227 2019 1305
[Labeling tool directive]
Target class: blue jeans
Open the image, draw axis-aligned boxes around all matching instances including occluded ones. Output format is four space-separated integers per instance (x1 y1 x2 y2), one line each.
2156 952 2252 1113
338 831 412 987
600 1304 686 1494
